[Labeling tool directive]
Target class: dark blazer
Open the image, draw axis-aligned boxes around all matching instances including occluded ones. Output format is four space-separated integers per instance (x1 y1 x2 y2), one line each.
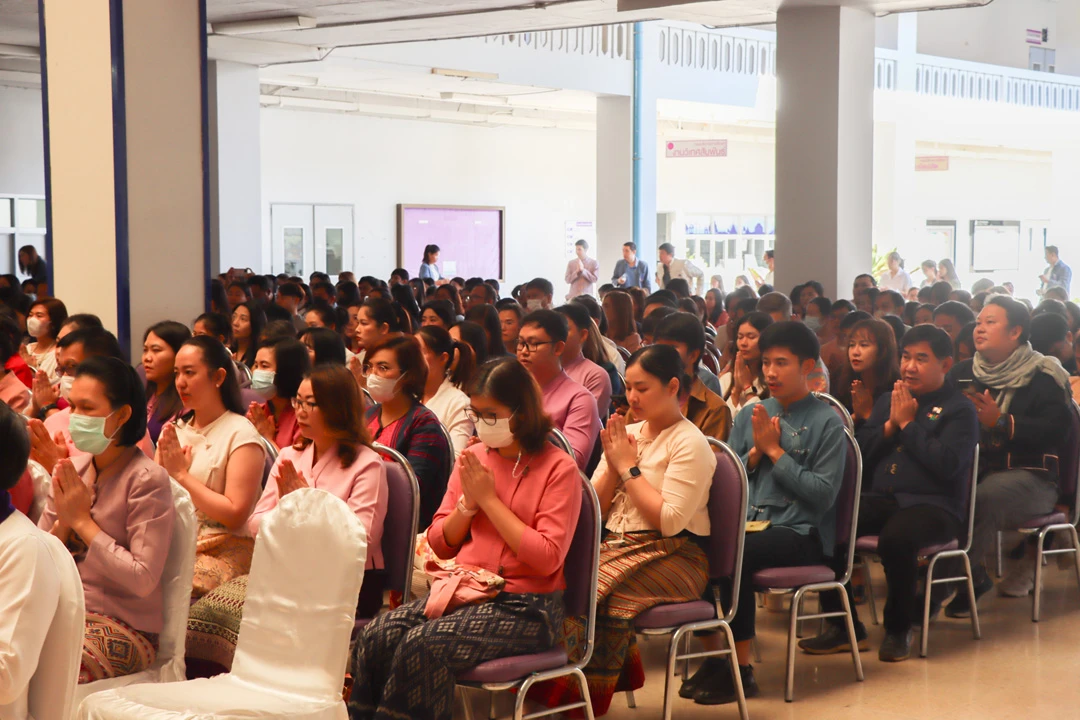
857 383 979 520
947 359 1071 483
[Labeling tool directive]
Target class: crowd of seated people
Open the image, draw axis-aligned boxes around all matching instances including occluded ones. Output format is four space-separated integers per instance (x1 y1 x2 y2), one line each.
2 262 1080 720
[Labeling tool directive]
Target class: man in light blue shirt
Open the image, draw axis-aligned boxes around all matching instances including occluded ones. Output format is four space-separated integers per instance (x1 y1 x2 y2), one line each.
611 241 651 291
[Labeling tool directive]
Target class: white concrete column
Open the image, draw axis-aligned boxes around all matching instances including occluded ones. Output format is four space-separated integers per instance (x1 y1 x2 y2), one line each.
1052 148 1080 247
208 61 264 274
41 0 207 358
774 6 875 300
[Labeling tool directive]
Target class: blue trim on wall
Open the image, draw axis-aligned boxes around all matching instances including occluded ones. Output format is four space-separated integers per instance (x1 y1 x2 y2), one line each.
199 0 211 311
109 0 131 361
632 21 643 249
36 0 53 293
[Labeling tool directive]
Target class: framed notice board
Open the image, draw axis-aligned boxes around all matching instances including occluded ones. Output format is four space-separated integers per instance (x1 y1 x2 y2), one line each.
397 205 505 280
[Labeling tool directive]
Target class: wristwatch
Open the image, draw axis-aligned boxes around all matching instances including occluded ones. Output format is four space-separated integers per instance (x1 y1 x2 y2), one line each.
620 466 642 484
37 403 59 420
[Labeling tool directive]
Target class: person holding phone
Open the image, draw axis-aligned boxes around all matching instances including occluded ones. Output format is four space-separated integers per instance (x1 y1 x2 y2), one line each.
943 296 1072 617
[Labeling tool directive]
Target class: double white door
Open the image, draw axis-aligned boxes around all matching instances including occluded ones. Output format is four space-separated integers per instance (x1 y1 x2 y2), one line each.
270 203 353 279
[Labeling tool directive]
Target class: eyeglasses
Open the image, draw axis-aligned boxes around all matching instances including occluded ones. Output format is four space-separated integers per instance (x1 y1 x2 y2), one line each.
516 339 553 354
465 408 516 426
291 398 319 413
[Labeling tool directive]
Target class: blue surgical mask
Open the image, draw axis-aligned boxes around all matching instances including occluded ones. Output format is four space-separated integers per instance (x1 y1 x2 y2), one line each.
69 411 119 456
251 369 276 398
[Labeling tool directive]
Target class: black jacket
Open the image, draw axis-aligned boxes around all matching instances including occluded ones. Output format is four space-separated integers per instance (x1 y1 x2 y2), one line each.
857 383 979 520
947 359 1071 483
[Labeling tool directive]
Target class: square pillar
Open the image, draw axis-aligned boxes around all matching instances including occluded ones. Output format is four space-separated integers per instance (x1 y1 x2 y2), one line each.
774 6 875 300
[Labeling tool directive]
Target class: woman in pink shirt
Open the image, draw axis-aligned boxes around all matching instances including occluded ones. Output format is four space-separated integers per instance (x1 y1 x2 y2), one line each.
245 337 311 451
187 364 388 676
38 356 175 684
349 356 582 720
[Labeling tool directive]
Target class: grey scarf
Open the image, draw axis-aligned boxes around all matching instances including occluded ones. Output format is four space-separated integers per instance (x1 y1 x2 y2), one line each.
972 342 1070 414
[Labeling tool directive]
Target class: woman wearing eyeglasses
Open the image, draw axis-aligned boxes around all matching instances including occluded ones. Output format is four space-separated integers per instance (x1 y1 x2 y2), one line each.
349 356 582 720
186 365 389 677
362 335 451 528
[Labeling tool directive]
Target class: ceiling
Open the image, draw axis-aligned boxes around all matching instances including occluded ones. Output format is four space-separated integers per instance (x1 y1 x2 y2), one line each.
1 0 993 67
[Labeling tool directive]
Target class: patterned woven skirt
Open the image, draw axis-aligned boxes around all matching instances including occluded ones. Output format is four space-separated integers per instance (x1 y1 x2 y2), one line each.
192 533 255 599
529 532 708 717
80 612 159 684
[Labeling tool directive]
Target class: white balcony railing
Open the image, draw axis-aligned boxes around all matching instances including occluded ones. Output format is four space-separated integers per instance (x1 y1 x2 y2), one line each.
482 23 1080 112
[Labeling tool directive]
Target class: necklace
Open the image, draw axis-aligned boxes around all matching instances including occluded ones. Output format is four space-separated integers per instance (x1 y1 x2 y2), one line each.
511 450 531 479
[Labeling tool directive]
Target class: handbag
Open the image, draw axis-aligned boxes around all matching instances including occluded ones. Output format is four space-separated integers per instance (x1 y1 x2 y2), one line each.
423 560 505 619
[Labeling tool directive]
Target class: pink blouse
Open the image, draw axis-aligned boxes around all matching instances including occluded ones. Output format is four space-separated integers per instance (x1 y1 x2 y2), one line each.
427 443 582 595
0 371 30 413
38 447 175 634
248 442 388 570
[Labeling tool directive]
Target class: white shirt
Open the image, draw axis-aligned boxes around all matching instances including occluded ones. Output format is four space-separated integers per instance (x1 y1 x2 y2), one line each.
601 336 626 375
423 379 474 459
0 512 61 720
878 269 914 292
25 343 57 384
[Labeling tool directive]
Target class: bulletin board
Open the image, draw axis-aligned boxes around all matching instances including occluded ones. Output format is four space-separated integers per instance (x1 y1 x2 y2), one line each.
970 220 1020 272
397 205 505 280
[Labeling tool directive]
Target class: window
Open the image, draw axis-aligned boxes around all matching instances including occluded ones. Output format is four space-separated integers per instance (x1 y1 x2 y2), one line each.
325 228 343 275
0 195 47 276
283 228 304 276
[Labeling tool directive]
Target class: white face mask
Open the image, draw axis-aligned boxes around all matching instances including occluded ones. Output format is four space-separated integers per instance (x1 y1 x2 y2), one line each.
475 417 515 449
251 369 276 399
526 299 544 312
59 375 75 401
803 316 822 332
27 317 47 338
366 374 400 404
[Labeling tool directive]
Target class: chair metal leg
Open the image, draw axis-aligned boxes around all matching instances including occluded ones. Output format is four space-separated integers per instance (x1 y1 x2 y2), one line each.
459 687 476 720
862 561 879 626
722 623 750 720
963 552 982 641
1070 526 1080 594
625 690 636 708
837 586 865 684
1034 528 1049 623
996 531 1004 578
681 633 690 679
785 588 805 703
489 689 497 720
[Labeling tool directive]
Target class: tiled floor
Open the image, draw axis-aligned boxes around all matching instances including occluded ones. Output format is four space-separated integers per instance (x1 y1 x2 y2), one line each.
459 558 1080 719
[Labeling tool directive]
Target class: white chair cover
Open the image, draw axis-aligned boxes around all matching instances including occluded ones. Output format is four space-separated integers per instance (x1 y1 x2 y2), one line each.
72 481 198 708
27 526 85 720
77 487 368 720
27 460 51 525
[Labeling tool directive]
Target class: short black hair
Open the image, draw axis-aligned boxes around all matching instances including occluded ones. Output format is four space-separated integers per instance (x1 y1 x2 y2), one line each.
764 250 774 260
880 314 907 346
626 344 691 395
854 273 877 287
666 278 691 299
623 241 637 252
299 326 347 366
391 268 410 282
831 299 855 314
421 300 456 327
654 312 706 369
277 283 304 301
0 403 29 490
758 321 821 363
807 297 832 316
899 324 953 360
1047 245 1060 256
757 292 793 318
645 290 679 309
261 337 311 399
986 295 1031 344
1034 299 1069 321
304 300 338 330
1031 313 1069 355
933 301 976 326
554 303 593 337
311 280 336 297
641 306 677 338
525 277 554 298
521 309 568 343
878 289 906 309
62 313 104 333
930 281 953 306
57 327 124 359
658 242 676 256
309 271 331 284
574 239 589 250
74 356 148 447
839 310 872 331
194 312 233 343
247 275 272 293
495 298 523 318
802 280 825 297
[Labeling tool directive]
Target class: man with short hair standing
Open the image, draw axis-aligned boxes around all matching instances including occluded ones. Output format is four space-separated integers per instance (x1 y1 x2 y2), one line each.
611 242 651 291
1039 245 1072 298
656 242 705 296
564 239 600 300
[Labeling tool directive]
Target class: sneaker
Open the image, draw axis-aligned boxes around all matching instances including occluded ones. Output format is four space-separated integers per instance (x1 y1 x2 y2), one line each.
678 657 724 699
797 623 869 655
944 574 994 619
878 629 913 662
998 556 1037 598
694 663 759 705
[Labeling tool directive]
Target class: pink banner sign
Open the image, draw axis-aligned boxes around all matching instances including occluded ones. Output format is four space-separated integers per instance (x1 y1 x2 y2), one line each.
915 156 950 172
665 140 728 159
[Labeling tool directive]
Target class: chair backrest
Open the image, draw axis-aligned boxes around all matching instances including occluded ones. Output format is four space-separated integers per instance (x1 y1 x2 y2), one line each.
548 428 574 458
1060 400 1080 526
153 481 199 682
832 429 864 585
231 488 366 701
27 460 51 525
705 439 748 623
435 420 457 473
235 361 253 388
563 476 601 670
373 442 420 604
701 350 720 376
362 387 374 407
27 527 85 720
959 445 980 553
617 346 632 361
813 392 855 434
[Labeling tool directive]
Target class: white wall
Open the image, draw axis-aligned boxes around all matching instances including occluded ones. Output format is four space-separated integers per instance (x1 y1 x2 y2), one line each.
917 0 1059 71
259 109 596 290
0 85 45 195
657 135 775 215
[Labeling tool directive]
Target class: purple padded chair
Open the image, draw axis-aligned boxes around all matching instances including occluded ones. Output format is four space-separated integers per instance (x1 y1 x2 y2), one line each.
548 428 574 458
455 476 601 720
1003 400 1080 623
628 438 750 720
352 443 420 639
855 446 981 657
813 392 854 434
751 428 864 702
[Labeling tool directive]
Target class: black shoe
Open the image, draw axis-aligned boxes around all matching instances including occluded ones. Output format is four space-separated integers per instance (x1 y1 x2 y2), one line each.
878 629 913 662
944 574 994 619
797 622 869 655
694 663 759 705
678 657 724 699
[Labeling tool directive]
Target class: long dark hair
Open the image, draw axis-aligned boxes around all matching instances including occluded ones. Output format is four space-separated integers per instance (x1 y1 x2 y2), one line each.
231 301 266 369
423 244 440 264
297 364 373 467
418 325 476 390
835 318 900 412
468 357 552 454
144 320 190 423
724 312 773 402
705 288 725 327
464 304 506 358
74 356 148 447
181 335 246 416
626 344 691 404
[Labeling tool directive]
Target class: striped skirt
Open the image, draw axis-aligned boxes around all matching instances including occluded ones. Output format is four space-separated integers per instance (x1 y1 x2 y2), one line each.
529 532 708 717
80 612 158 684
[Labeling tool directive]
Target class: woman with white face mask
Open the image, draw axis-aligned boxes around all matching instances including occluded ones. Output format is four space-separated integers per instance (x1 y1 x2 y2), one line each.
24 298 67 384
38 355 175 684
362 335 451 528
245 337 311 450
349 355 582 720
